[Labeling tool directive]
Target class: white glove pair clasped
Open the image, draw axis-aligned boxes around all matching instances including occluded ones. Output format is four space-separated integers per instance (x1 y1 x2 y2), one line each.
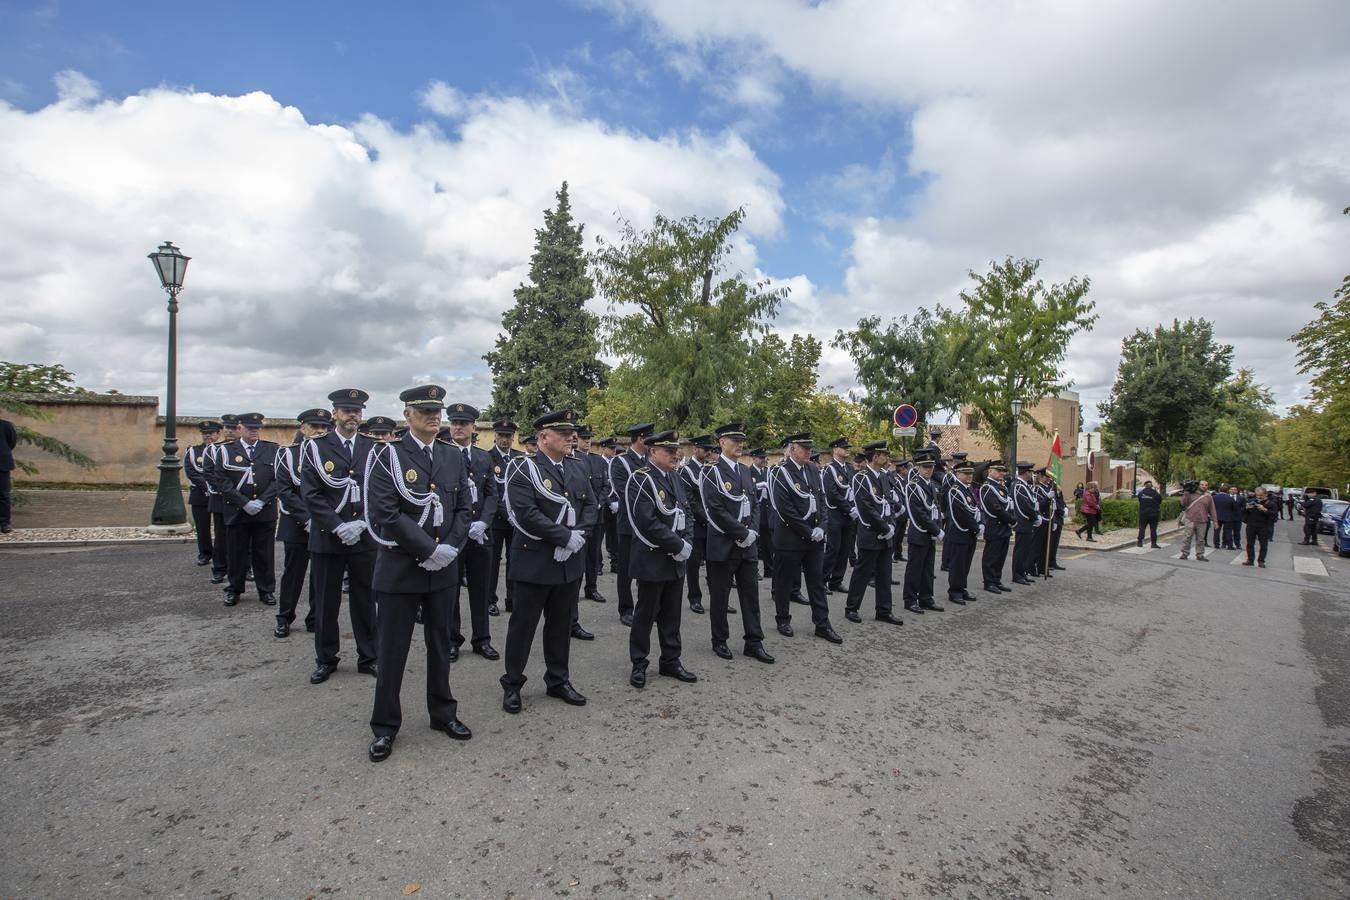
809 527 825 542
468 521 488 544
334 520 366 545
419 544 459 571
243 499 264 515
736 529 759 548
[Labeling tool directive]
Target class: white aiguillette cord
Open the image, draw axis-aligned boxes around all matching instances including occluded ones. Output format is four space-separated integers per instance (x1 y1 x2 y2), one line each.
362 443 444 548
303 438 361 511
701 462 751 534
501 456 574 541
625 469 685 550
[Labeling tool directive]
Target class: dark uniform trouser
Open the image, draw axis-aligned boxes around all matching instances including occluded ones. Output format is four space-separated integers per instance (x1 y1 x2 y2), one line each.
758 509 775 576
903 540 936 605
1304 519 1318 543
451 540 492 648
616 533 636 615
822 512 844 587
772 545 830 627
686 525 705 604
631 578 683 667
190 502 212 558
1049 521 1064 567
1137 516 1159 545
502 579 578 690
277 540 312 626
892 517 908 560
706 558 766 646
830 518 855 585
1012 530 1035 578
847 544 893 616
981 534 1010 586
371 586 457 738
226 518 276 593
603 509 618 568
585 524 603 592
210 510 229 576
1030 526 1048 576
946 540 975 597
489 525 514 607
311 549 377 668
0 469 11 528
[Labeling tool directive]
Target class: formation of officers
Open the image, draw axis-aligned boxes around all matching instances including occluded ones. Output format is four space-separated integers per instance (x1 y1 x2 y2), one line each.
184 394 1071 763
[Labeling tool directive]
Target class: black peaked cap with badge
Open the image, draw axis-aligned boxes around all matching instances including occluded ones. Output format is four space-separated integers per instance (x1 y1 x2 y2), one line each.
861 440 889 454
400 384 446 408
750 447 767 458
198 420 222 433
576 424 593 438
648 430 679 448
220 413 240 426
445 402 478 423
493 419 518 434
781 431 812 448
715 422 746 439
533 409 578 431
598 437 616 449
329 388 369 410
829 437 850 449
363 415 396 434
626 422 655 439
297 408 331 425
238 412 265 428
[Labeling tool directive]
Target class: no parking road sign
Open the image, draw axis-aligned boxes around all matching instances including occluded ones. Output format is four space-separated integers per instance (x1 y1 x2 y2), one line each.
893 404 917 437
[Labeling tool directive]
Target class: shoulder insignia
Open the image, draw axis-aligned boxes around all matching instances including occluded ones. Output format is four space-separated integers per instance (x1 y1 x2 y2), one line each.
494 464 502 474
658 489 666 499
543 478 552 489
323 460 335 473
724 480 733 490
234 455 243 463
406 469 418 483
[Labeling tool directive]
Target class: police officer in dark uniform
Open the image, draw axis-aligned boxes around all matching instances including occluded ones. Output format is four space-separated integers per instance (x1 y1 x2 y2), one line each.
844 440 905 626
748 448 773 580
1011 462 1041 585
443 402 500 662
1046 473 1068 571
902 451 943 613
273 408 330 637
1300 489 1324 545
938 451 969 573
944 461 982 605
201 414 238 584
977 461 1015 593
822 437 853 593
626 429 698 688
563 429 598 642
701 423 774 663
598 437 621 572
677 434 712 614
769 432 844 644
487 419 520 616
301 389 379 684
612 423 654 627
366 384 473 762
1030 468 1055 577
184 420 221 566
500 410 594 713
577 426 611 604
208 412 281 607
889 458 910 563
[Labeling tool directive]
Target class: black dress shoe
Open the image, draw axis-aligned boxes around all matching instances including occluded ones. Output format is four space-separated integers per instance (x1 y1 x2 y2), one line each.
585 590 607 603
777 623 794 637
487 602 500 617
447 644 459 663
273 621 290 638
357 662 378 677
546 682 587 706
570 626 595 641
743 643 775 664
712 642 733 660
827 582 845 594
1012 576 1033 585
502 686 522 714
962 591 976 602
844 609 862 623
196 554 211 566
368 735 394 762
209 574 226 584
310 663 337 684
947 596 967 606
620 612 634 627
689 602 705 615
815 624 844 644
890 577 902 585
658 663 698 682
1050 564 1067 571
919 602 945 612
789 593 808 606
0 524 12 534
434 718 472 741
996 584 1011 592
473 643 501 660
258 592 276 606
630 665 647 689
223 592 239 607
984 585 1002 594
875 613 904 626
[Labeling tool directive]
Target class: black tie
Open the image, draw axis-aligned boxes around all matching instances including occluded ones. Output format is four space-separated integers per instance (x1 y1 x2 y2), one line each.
463 447 471 465
343 438 352 456
245 444 254 461
425 445 433 465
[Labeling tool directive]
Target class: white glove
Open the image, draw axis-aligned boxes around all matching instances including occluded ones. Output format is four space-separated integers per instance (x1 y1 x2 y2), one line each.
303 520 311 532
1053 521 1061 532
883 525 895 540
937 529 946 542
419 543 457 571
1035 516 1044 527
810 527 825 542
468 521 488 544
566 530 586 554
608 501 619 514
335 521 365 545
672 541 693 562
553 545 574 562
243 499 264 515
977 525 985 538
737 529 758 548
849 507 860 521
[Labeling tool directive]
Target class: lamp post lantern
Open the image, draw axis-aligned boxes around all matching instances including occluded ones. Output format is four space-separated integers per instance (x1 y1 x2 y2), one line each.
1010 398 1024 472
147 240 192 532
1132 443 1141 496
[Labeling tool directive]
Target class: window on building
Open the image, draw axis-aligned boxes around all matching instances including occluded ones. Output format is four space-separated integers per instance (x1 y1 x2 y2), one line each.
965 413 981 430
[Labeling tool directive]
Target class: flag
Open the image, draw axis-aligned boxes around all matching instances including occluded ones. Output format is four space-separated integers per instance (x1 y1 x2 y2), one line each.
1047 432 1063 484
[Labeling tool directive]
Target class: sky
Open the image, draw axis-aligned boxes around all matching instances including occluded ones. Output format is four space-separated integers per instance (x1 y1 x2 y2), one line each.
0 0 1347 425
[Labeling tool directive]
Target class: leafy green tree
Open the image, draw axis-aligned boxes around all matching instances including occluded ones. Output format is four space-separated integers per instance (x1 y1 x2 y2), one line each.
484 182 607 424
1099 318 1234 491
1173 369 1277 487
0 361 96 475
1270 405 1350 489
832 307 969 440
734 333 822 448
956 257 1097 459
591 207 788 428
1289 209 1350 465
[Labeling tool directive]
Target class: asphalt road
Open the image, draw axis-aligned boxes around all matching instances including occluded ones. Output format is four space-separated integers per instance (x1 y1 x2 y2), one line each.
0 520 1346 898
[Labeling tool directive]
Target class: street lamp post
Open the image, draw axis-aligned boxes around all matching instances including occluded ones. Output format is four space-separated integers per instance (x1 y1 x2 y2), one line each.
1132 444 1140 496
1010 399 1024 471
147 241 192 533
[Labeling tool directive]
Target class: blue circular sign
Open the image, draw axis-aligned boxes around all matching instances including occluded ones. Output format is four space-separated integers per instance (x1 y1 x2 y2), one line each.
894 404 917 428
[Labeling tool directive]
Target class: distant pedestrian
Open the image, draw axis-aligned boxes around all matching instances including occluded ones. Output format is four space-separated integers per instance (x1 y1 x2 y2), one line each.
1212 485 1239 549
1299 489 1323 546
1135 480 1162 548
0 416 15 533
1074 481 1101 541
1241 487 1278 567
1285 492 1296 520
1073 482 1085 501
1178 481 1214 561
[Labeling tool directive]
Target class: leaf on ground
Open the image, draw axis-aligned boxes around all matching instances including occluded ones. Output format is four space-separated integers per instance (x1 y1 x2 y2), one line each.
402 884 421 895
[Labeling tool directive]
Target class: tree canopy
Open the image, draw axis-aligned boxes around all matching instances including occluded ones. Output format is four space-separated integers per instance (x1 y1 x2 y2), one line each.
0 361 96 475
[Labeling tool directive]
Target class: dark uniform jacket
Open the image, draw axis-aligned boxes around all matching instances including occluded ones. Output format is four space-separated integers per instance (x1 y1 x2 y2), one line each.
583 452 610 520
977 478 1016 539
1243 496 1279 528
770 458 826 551
201 441 228 514
208 439 282 525
851 466 893 550
677 460 709 531
563 455 599 532
366 433 472 593
905 474 942 545
446 441 498 531
300 430 378 555
274 443 310 544
626 464 690 581
945 482 982 545
184 442 213 508
1013 477 1039 533
1213 491 1237 524
823 459 851 521
505 451 595 585
1136 486 1162 519
1302 496 1324 522
489 445 520 530
702 455 758 563
611 448 646 536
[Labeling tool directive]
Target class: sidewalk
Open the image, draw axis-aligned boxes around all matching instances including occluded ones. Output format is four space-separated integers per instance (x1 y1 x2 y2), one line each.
1056 523 1184 551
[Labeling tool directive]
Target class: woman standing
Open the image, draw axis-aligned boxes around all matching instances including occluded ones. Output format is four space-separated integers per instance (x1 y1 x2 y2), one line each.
1075 481 1102 541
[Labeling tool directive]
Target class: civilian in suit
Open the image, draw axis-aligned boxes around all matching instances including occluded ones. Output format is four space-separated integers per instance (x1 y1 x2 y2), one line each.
301 389 380 683
183 420 221 564
487 420 520 616
769 432 843 644
701 424 774 663
626 430 698 687
366 384 474 762
500 410 595 713
274 409 330 638
207 412 282 606
844 441 906 625
443 403 500 661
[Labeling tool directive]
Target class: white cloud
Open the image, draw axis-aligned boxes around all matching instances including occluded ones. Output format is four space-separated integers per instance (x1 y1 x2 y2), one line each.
0 74 784 416
53 69 100 104
603 0 1350 413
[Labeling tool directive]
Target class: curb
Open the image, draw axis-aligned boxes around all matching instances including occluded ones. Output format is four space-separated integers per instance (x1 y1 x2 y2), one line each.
0 537 197 549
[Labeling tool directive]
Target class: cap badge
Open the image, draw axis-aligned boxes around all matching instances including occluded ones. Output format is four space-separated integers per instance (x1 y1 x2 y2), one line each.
454 404 464 412
429 387 442 399
406 469 418 483
348 390 358 398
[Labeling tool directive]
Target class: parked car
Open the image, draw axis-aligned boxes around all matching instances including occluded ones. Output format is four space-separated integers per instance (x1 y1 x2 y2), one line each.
1335 506 1350 557
1318 499 1349 535
1302 485 1340 501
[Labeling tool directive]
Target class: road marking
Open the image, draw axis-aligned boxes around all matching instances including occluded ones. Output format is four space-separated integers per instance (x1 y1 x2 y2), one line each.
1120 545 1151 555
1293 556 1328 577
1064 551 1091 560
1229 553 1247 565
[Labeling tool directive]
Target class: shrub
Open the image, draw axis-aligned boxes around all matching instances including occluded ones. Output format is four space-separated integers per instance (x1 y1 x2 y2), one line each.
1074 497 1181 530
